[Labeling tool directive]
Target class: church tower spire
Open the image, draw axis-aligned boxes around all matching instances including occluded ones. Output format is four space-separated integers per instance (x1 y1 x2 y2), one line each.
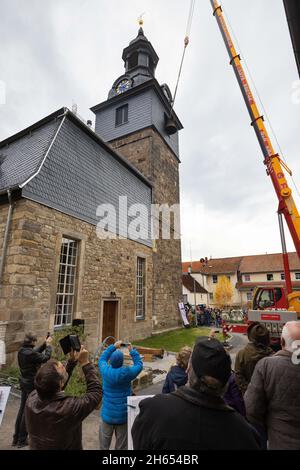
108 27 159 99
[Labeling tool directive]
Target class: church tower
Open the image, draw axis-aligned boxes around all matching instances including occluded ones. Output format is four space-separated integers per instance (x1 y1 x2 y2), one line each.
91 26 183 332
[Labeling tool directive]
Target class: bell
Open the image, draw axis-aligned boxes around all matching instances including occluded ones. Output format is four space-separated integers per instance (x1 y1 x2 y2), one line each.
165 117 177 135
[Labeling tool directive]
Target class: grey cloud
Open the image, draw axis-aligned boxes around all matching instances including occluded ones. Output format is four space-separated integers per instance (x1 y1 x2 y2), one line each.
0 0 299 260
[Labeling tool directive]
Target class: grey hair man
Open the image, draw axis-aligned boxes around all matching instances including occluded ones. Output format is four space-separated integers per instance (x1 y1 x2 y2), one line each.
244 321 300 450
132 338 261 450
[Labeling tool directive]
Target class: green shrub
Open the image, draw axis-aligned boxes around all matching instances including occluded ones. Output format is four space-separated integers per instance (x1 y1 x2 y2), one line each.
51 326 102 397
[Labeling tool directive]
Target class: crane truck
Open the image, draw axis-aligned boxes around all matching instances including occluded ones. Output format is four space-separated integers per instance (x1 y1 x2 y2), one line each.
210 0 300 346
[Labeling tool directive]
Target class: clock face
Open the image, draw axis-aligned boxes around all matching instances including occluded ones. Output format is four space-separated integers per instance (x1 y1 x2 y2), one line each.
116 79 132 95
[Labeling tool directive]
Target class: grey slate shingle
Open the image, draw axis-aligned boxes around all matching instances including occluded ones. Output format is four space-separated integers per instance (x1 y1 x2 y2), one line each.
0 118 61 192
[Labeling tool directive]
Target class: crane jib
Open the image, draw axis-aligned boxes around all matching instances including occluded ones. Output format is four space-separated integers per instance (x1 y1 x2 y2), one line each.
210 0 300 259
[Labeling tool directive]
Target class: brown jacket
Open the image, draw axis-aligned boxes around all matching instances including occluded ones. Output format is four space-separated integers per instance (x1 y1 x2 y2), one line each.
235 342 273 394
244 350 300 450
25 363 102 450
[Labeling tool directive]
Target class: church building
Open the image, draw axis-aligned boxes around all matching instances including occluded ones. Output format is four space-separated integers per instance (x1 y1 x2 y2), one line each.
0 27 183 361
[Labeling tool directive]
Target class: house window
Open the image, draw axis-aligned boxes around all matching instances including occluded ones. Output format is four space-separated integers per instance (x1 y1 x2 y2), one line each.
115 104 128 126
281 273 285 281
209 293 214 301
296 273 300 280
183 294 188 304
244 274 251 282
55 238 78 328
212 275 218 284
136 257 146 320
246 292 252 302
267 273 274 281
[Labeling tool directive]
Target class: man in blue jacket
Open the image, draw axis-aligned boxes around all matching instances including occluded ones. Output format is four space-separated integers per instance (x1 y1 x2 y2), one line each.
98 340 143 450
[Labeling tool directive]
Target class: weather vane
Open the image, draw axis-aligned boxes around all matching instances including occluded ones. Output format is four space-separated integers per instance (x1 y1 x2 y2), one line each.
138 13 145 27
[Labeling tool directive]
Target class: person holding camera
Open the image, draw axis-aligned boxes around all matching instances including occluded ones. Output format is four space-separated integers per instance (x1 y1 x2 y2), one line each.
12 332 53 448
98 340 143 450
25 345 102 450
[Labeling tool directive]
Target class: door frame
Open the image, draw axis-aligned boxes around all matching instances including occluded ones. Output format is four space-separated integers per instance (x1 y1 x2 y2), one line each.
100 298 121 344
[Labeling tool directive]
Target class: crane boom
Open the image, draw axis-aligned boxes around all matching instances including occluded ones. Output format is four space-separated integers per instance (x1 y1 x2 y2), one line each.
210 0 300 259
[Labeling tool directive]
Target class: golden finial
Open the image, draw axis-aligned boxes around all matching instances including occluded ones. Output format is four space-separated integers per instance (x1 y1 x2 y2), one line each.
138 13 145 27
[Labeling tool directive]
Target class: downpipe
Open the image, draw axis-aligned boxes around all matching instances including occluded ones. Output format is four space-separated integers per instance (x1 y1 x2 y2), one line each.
0 189 14 285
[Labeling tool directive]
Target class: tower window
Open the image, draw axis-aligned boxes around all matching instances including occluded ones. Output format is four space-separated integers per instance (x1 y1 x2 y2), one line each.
115 104 128 126
148 56 154 74
128 52 138 69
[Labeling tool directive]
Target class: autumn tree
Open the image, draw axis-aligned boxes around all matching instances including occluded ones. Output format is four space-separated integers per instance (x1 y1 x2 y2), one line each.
214 275 233 308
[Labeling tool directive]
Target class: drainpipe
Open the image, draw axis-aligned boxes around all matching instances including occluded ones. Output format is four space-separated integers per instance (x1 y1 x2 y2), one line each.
0 189 14 285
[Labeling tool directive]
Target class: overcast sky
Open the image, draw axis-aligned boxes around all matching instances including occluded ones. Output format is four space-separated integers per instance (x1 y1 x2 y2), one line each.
1 0 299 262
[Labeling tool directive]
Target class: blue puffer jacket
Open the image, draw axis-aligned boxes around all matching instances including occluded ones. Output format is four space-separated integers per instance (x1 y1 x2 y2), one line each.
99 345 143 425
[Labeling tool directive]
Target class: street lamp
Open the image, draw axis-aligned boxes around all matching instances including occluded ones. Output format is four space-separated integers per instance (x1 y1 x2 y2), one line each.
200 257 213 308
188 265 198 327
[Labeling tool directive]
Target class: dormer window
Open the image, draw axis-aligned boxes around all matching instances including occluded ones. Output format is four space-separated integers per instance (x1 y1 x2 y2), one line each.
115 105 128 127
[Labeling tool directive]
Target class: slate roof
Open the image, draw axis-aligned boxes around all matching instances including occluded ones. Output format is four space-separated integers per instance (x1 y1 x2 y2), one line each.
0 107 152 194
0 110 62 193
0 107 153 246
182 274 208 294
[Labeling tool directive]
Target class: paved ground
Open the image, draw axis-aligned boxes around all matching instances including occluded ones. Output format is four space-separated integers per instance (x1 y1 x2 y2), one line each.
0 333 247 450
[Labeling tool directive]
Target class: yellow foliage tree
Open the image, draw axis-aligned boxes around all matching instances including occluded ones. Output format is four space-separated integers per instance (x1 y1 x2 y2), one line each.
214 275 233 308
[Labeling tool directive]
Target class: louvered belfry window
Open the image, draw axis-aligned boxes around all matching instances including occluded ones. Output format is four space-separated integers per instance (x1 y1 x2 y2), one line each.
55 238 78 327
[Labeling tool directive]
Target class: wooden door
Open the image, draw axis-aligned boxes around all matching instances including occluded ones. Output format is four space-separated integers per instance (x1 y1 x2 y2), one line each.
102 301 117 344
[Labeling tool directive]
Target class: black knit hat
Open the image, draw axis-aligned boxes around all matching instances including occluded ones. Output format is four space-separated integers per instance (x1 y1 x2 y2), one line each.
191 338 232 386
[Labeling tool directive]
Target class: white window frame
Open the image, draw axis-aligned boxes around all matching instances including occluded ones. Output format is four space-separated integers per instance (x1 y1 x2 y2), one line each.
267 273 274 282
244 274 251 282
54 238 78 328
295 272 300 280
136 257 146 320
212 275 218 284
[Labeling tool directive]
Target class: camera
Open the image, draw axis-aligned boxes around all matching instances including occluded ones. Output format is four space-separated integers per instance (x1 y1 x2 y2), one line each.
59 334 81 355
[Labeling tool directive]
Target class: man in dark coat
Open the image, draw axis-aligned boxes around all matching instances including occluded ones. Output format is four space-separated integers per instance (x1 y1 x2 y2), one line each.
235 323 273 395
245 321 300 450
25 346 102 450
132 338 261 450
13 332 53 447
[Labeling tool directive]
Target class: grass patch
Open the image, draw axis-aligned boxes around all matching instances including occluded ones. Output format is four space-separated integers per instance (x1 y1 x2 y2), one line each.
133 327 223 352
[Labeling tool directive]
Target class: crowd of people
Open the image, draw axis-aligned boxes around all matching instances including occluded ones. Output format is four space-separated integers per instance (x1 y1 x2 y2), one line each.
6 320 300 450
185 303 223 328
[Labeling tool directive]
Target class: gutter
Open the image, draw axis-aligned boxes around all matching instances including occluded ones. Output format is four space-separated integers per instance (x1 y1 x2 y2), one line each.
0 189 14 285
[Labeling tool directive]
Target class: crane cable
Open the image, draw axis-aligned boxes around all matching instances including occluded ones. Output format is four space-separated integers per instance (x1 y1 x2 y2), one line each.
222 5 300 200
172 0 196 109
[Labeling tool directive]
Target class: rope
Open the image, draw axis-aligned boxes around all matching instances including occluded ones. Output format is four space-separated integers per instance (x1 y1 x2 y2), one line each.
222 5 300 200
172 0 196 108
